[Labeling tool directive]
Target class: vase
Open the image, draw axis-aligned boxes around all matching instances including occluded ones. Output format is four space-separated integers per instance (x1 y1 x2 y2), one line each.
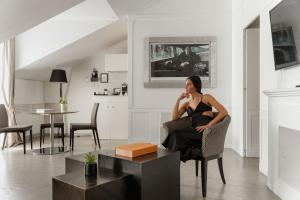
60 104 67 111
85 163 97 176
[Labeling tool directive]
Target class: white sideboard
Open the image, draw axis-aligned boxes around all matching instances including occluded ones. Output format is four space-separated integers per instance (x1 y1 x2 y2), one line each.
94 96 128 139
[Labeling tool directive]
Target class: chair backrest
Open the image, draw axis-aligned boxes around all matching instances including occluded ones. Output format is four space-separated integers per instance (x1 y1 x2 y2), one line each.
91 103 99 126
202 114 231 158
44 103 63 123
0 104 8 128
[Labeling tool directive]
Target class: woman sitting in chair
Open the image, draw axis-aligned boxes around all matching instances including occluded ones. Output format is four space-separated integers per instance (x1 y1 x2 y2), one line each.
162 75 228 162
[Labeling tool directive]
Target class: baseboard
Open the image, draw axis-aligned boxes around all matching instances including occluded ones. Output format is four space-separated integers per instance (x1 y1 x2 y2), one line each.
231 146 244 157
246 150 259 158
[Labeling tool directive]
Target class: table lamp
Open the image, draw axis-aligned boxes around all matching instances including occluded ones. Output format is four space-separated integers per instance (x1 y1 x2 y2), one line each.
50 69 68 98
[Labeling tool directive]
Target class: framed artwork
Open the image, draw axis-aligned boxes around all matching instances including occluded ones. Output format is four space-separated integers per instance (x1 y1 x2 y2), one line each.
144 36 217 88
100 73 109 83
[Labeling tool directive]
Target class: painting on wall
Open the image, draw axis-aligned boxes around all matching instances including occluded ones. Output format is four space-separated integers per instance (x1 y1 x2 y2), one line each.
144 36 217 88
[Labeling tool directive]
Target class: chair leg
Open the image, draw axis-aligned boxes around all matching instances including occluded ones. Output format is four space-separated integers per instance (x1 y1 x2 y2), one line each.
92 130 97 146
218 157 226 184
71 130 74 151
2 133 7 150
95 128 101 149
42 128 45 144
201 159 207 197
57 127 60 137
69 130 72 149
195 160 199 177
61 126 64 147
23 131 26 154
30 129 33 150
40 127 42 148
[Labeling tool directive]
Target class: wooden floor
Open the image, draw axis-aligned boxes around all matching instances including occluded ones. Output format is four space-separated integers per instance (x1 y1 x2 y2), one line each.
0 135 280 200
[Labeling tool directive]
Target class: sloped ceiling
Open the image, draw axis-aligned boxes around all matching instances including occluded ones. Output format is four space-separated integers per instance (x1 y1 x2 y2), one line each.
0 0 84 43
15 18 127 81
107 0 163 16
14 0 165 81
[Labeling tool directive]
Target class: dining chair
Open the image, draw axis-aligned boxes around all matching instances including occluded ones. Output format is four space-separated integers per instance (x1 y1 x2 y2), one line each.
0 104 33 154
40 112 64 148
70 103 100 151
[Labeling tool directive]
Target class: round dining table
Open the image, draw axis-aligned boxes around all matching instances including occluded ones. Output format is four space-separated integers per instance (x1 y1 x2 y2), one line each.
32 109 78 155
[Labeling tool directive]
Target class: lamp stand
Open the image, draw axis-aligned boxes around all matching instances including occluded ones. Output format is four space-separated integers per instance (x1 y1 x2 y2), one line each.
60 83 63 98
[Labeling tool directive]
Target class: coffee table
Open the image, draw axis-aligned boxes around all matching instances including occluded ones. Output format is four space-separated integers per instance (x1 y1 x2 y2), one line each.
54 149 180 200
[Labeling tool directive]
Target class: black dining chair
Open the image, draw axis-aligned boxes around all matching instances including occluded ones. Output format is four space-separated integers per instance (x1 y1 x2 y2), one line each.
70 103 100 151
0 104 33 154
40 114 64 148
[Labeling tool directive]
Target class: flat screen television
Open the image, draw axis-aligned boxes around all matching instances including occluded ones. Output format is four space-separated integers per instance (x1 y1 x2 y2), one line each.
270 0 300 70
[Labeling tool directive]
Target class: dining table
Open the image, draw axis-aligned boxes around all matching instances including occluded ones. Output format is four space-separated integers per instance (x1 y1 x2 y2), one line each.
32 109 78 155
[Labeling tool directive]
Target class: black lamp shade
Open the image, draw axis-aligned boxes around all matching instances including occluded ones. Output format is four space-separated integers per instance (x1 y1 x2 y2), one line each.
50 69 68 83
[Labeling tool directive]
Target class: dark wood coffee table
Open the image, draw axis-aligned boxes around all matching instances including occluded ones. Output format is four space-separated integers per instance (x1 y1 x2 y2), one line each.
53 149 180 200
53 167 131 200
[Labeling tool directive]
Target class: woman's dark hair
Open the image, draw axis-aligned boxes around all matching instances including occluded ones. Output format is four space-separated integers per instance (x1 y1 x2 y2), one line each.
187 75 202 94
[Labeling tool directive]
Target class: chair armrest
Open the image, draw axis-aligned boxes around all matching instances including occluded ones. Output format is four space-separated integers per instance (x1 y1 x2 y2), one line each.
162 116 192 134
202 115 231 157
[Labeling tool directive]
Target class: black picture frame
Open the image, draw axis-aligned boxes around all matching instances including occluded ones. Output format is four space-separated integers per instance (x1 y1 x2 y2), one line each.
100 73 109 83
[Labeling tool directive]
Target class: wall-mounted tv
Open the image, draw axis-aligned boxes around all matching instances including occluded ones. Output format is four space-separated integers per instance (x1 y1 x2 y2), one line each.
270 0 300 70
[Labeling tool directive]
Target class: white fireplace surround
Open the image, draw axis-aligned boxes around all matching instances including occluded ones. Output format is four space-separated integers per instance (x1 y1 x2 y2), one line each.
264 88 300 200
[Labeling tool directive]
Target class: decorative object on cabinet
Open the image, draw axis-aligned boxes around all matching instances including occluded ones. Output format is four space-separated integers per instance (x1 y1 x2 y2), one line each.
50 69 68 98
100 73 109 83
91 68 99 82
112 88 121 95
121 83 127 95
144 36 217 88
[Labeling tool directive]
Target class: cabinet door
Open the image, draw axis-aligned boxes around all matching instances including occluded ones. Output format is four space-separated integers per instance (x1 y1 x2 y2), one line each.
109 102 128 139
97 102 110 139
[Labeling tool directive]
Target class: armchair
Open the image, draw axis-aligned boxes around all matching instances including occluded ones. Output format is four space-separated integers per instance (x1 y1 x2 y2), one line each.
162 112 231 197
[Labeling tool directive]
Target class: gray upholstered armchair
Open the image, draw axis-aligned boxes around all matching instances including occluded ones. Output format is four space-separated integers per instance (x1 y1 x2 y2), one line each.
162 113 231 197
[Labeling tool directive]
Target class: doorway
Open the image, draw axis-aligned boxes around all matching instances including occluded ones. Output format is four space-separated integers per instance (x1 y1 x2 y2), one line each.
243 17 260 158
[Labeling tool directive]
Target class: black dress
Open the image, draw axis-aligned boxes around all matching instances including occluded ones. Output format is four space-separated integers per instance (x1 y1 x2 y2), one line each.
162 98 213 162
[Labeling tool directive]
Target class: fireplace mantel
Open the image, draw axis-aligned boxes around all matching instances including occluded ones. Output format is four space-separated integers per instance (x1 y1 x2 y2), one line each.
264 88 300 200
263 87 300 97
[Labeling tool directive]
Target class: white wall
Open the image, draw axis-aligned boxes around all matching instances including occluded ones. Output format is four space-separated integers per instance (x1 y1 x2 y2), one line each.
128 0 232 145
14 79 45 134
44 40 128 132
231 0 300 175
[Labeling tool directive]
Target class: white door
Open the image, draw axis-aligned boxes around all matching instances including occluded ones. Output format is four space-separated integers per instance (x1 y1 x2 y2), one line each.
98 102 110 139
109 102 128 139
245 28 260 157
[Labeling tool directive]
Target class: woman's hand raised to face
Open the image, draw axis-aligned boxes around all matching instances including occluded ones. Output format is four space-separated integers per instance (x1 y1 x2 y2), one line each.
177 92 189 101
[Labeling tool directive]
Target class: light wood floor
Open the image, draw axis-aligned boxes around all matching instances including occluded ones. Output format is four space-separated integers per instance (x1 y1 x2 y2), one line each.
0 135 280 200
